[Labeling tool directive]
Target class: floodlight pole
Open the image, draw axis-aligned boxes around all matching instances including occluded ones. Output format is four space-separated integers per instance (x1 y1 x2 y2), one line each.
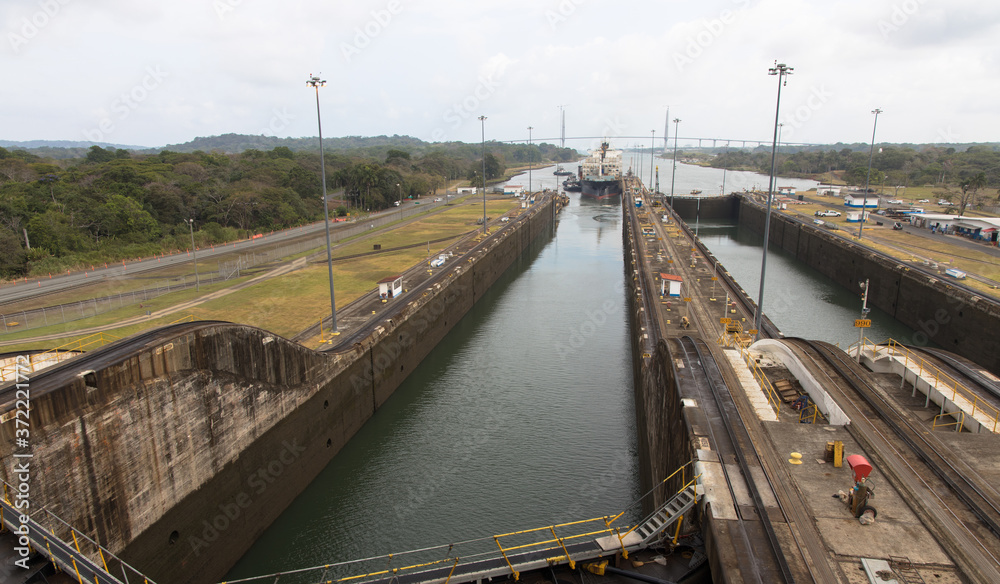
754 62 793 340
858 108 883 240
527 126 533 195
187 218 199 292
669 119 680 208
480 115 488 234
308 74 337 334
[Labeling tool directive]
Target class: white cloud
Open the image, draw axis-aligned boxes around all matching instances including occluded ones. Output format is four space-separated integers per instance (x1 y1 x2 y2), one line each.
2 0 999 147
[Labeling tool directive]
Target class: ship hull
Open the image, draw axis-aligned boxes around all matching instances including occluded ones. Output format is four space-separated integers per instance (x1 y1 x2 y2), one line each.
581 178 622 201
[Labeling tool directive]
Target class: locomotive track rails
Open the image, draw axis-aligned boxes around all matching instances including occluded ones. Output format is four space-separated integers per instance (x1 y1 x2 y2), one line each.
786 338 1000 582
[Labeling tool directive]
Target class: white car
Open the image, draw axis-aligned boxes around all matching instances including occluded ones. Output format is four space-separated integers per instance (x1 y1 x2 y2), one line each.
917 199 929 203
434 197 443 202
815 210 841 217
937 200 953 206
887 199 903 204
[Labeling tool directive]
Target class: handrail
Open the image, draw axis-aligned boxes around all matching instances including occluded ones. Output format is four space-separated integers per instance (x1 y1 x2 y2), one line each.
738 342 781 415
877 338 1000 432
224 462 704 584
1 478 155 584
615 473 702 551
932 411 965 432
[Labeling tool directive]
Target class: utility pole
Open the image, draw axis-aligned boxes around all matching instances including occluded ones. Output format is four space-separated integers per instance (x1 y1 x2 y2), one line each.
754 62 793 340
480 115 488 234
308 74 338 334
858 108 883 240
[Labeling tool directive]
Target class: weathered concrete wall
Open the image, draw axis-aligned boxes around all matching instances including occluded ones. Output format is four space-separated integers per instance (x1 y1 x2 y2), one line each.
670 195 740 222
738 196 1000 375
0 198 557 584
622 201 696 510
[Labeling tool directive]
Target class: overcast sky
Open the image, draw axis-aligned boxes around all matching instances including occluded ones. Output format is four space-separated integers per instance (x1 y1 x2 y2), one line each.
4 0 998 150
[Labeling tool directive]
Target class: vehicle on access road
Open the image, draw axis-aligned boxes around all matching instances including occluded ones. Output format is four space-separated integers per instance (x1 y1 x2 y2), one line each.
815 210 841 217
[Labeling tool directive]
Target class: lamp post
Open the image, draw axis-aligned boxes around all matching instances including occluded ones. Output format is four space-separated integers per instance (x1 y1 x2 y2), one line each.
527 125 533 196
479 115 488 235
649 129 655 192
857 278 870 363
308 74 337 334
754 62 793 340
187 218 199 292
858 108 883 240
669 118 680 208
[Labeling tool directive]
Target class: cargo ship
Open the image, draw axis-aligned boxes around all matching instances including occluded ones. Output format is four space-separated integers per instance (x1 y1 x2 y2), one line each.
579 142 622 201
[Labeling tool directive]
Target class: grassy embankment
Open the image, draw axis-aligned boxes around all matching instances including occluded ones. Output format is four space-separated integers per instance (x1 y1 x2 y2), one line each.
1 199 518 352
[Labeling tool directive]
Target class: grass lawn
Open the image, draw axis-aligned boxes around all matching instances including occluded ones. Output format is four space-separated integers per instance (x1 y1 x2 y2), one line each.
2 199 519 350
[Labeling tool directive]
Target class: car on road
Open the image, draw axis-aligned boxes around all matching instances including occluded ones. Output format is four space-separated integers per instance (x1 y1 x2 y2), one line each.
814 210 841 217
434 197 443 202
937 200 953 206
917 199 929 203
892 222 904 230
887 199 903 204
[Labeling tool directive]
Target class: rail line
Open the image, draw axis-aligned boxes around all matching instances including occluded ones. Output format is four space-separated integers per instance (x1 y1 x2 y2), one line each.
913 346 1000 403
675 335 792 582
786 338 1000 581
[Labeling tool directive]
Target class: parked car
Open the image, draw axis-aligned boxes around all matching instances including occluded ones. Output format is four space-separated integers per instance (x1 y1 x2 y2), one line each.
917 199 929 203
815 210 841 217
937 200 953 206
892 222 904 230
887 199 903 204
434 197 443 202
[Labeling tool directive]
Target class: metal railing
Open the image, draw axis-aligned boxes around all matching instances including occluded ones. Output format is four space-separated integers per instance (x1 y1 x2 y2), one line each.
737 340 782 416
1 479 156 584
220 461 701 584
933 411 966 432
862 338 1000 432
0 332 121 382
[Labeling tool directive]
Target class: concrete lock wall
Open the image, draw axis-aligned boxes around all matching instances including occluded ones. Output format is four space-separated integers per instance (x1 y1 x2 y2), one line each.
0 197 556 584
671 195 741 222
738 197 1000 376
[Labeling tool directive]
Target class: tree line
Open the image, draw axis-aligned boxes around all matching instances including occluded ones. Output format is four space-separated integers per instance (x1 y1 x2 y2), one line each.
0 139 577 278
704 144 1000 193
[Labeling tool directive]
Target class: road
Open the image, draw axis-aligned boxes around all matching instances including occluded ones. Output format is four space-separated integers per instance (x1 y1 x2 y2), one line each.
0 198 452 306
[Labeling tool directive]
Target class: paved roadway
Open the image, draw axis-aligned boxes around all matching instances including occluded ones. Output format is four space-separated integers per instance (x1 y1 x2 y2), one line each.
0 198 452 306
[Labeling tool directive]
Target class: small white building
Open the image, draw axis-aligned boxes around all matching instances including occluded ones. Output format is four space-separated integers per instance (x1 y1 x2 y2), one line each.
504 184 525 196
377 275 403 300
456 187 477 195
846 211 870 223
660 273 683 297
778 186 796 197
844 194 879 209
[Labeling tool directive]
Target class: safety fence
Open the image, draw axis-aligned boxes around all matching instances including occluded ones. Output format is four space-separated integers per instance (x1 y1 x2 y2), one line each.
1 479 156 584
857 337 1000 432
1 202 457 336
220 462 701 584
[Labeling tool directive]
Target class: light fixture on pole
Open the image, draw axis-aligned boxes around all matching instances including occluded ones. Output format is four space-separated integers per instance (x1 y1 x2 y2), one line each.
856 279 870 363
479 115 488 235
754 61 793 340
858 108 883 240
527 125 533 195
669 118 680 208
308 74 337 335
187 218 199 292
649 129 655 191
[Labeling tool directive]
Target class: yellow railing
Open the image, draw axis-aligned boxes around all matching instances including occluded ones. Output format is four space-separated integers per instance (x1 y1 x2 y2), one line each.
2 480 153 583
222 461 703 584
933 411 965 432
798 398 825 424
877 338 1000 433
738 342 781 415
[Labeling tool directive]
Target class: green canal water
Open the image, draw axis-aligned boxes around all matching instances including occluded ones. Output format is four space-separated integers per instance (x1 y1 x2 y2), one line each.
226 195 641 580
695 220 927 348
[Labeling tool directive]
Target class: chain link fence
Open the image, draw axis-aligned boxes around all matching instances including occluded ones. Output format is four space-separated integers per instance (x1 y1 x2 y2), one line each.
0 202 454 335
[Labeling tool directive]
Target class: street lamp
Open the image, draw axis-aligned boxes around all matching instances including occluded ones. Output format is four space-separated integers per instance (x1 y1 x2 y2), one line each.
308 74 337 335
649 129 655 191
479 115 488 235
754 61 793 340
858 108 883 240
527 125 533 196
187 218 199 292
669 118 680 208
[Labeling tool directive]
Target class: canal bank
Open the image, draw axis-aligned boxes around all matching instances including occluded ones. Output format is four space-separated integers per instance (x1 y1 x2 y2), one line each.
0 197 562 584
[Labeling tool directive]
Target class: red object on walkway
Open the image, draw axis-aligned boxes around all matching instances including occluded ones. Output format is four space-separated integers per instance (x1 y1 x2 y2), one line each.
846 454 872 482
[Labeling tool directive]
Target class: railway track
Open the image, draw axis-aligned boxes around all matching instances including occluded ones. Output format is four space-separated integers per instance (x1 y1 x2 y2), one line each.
675 335 792 582
786 338 1000 582
912 346 1000 403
